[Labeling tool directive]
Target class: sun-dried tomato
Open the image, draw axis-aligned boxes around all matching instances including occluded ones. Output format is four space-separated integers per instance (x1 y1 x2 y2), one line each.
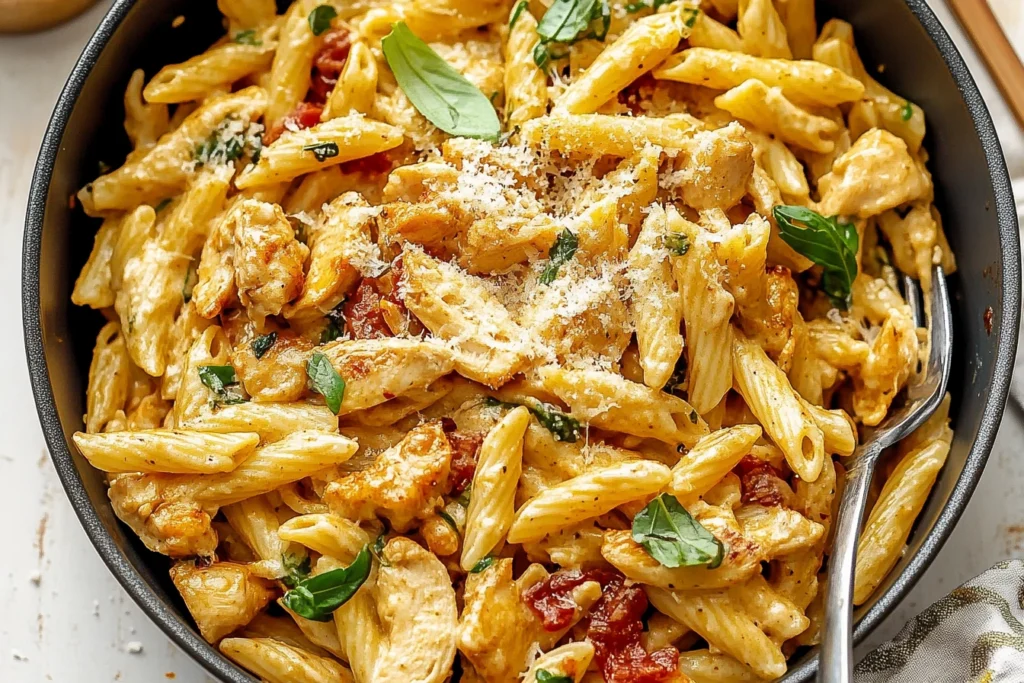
736 454 792 508
587 575 679 683
263 101 323 145
339 150 395 176
522 568 618 632
309 28 352 103
445 430 484 495
343 278 393 340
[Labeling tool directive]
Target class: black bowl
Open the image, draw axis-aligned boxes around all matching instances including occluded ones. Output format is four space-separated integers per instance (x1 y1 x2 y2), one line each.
22 0 1021 680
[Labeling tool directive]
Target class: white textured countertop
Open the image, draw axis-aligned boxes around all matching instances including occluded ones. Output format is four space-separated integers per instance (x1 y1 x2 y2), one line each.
1 1 1022 681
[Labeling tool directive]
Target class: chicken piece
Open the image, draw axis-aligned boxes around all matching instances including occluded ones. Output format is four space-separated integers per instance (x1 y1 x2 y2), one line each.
378 199 467 258
318 337 456 415
108 473 216 557
818 128 932 218
460 215 562 274
324 421 452 531
372 537 458 683
170 561 276 643
225 315 315 403
668 122 754 211
232 199 309 329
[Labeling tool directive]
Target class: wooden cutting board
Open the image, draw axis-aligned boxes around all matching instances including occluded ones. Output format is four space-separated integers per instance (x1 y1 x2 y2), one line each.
0 0 99 33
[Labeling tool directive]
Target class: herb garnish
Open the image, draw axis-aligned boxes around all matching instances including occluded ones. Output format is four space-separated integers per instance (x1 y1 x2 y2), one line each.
197 365 247 405
664 354 687 397
381 22 501 142
281 545 371 621
539 229 578 285
536 670 573 683
510 0 530 29
233 29 262 46
632 493 724 569
194 119 249 166
533 0 611 69
370 533 390 567
303 142 340 162
470 556 495 573
663 232 690 256
307 5 337 36
485 397 581 443
251 332 277 359
624 0 674 12
437 509 459 533
182 263 198 304
307 351 345 414
900 101 914 121
773 205 858 309
281 552 311 589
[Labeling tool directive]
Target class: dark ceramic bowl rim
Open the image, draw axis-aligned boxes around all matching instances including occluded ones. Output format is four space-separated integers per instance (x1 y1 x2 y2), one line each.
21 0 1021 680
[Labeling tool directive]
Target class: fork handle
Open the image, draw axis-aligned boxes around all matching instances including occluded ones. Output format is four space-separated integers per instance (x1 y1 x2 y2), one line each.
818 451 879 682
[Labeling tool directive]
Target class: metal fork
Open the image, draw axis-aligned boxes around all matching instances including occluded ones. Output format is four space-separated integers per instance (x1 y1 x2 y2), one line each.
818 265 953 682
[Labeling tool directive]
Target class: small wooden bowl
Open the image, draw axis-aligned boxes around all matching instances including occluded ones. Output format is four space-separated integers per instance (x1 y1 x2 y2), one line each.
0 0 100 33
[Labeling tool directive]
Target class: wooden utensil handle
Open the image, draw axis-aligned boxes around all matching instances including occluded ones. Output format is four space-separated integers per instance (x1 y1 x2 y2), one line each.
948 0 1024 130
0 0 99 33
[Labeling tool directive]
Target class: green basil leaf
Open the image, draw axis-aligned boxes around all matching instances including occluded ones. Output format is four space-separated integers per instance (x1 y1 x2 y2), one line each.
663 232 690 256
536 670 573 683
625 0 674 12
281 552 311 589
233 29 262 45
154 197 173 213
437 509 459 533
510 0 530 29
320 319 343 344
682 7 701 27
456 486 472 507
307 351 346 414
302 142 340 162
382 22 501 142
470 556 495 573
251 332 278 359
773 205 858 309
182 262 198 304
539 229 578 285
664 354 687 397
308 5 337 36
194 119 247 166
197 365 247 405
282 545 371 621
632 493 724 569
526 400 581 443
536 0 606 45
370 533 390 567
901 101 914 121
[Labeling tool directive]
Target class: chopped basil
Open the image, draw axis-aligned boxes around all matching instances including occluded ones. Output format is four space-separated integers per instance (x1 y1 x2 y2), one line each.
470 556 495 573
536 670 573 683
682 7 701 27
663 232 690 256
194 119 257 166
282 545 371 621
533 0 611 68
154 198 172 213
370 533 390 567
664 354 687 397
632 493 724 569
539 229 578 285
510 0 530 29
456 486 472 507
773 205 858 309
486 396 581 442
303 142 340 162
251 332 277 359
281 552 311 589
197 365 247 405
182 262 198 304
233 29 262 45
689 409 699 424
382 22 501 142
307 5 337 36
901 100 914 121
307 351 346 414
320 319 343 344
437 509 459 533
624 0 674 12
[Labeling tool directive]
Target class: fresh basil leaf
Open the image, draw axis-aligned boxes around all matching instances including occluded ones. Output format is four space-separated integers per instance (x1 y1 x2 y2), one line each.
632 493 724 569
308 5 337 36
303 142 340 162
197 365 247 405
470 556 495 573
182 262 198 304
320 319 343 344
773 205 858 309
382 22 501 141
251 332 278 359
536 670 573 683
587 0 611 41
154 198 173 213
539 229 578 285
437 509 460 532
536 0 608 45
624 0 673 12
901 101 914 121
456 486 472 507
663 232 690 256
526 400 581 443
194 119 247 166
282 545 371 621
682 7 701 27
510 0 530 29
233 29 262 45
307 351 345 414
281 552 311 589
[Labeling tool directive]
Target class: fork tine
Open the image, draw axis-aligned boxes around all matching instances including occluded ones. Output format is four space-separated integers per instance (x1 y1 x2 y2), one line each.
926 266 954 400
902 274 925 327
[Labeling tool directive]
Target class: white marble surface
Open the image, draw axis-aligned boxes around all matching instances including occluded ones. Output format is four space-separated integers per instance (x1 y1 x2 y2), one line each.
0 1 1022 681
